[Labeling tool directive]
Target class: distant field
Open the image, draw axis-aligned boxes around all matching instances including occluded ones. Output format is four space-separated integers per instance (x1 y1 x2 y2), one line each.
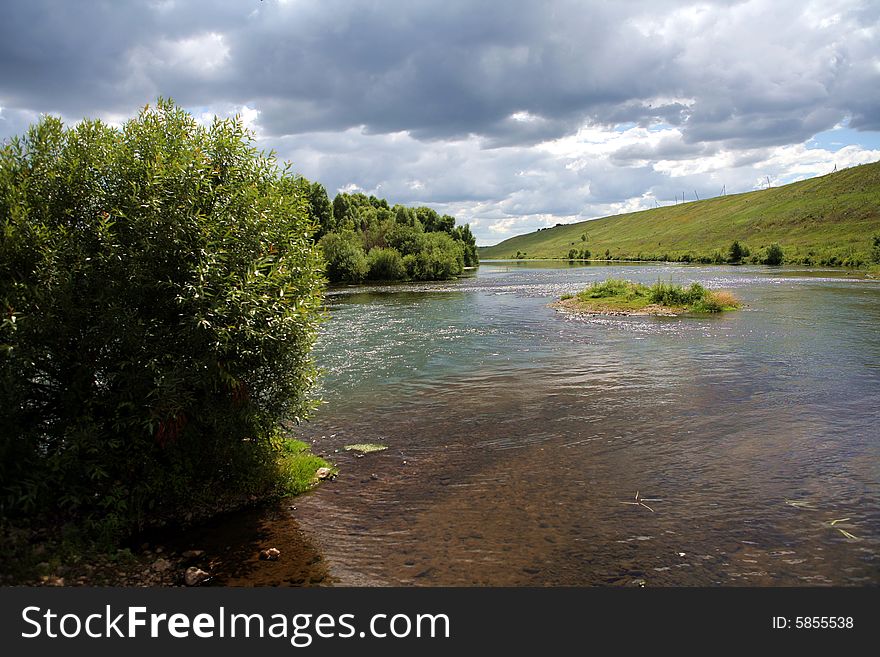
478 160 880 266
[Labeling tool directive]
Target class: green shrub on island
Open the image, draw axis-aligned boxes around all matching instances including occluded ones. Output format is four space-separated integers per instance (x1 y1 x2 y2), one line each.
367 247 407 280
0 99 326 545
312 189 478 283
319 231 369 282
564 279 740 314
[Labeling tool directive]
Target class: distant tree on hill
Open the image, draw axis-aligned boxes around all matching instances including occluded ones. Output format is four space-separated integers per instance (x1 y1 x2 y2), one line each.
728 240 745 264
871 235 880 264
764 243 784 266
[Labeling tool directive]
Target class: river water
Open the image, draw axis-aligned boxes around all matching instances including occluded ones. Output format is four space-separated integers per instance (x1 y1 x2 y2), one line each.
271 262 880 585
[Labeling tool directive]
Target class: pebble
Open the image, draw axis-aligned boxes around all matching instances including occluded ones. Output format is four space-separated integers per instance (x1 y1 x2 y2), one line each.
152 558 172 572
184 567 209 587
259 547 281 561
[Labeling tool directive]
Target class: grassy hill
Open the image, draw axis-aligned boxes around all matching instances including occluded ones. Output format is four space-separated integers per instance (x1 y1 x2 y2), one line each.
478 161 880 267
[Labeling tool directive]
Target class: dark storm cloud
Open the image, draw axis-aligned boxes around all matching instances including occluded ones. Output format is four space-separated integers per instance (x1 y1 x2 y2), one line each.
2 0 879 244
5 0 876 148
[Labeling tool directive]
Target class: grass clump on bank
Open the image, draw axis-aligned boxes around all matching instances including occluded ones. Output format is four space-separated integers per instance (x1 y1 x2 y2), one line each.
558 279 741 315
277 439 334 496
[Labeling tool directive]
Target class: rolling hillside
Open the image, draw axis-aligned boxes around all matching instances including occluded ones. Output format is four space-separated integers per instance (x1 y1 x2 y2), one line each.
478 161 880 266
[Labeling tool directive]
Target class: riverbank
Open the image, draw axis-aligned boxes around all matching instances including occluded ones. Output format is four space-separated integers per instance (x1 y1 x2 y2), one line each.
0 439 333 587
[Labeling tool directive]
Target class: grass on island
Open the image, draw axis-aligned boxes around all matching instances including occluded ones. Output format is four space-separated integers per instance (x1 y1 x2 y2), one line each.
558 279 741 315
277 439 334 495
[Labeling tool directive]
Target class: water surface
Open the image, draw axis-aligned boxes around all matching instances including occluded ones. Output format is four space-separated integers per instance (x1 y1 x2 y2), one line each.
290 262 880 586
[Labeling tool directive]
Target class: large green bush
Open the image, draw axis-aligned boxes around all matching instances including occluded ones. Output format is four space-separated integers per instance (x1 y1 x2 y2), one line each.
367 247 406 280
0 100 324 540
319 230 369 282
404 232 465 280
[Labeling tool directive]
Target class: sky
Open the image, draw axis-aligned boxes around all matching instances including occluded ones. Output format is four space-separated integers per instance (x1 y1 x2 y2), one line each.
1 0 879 246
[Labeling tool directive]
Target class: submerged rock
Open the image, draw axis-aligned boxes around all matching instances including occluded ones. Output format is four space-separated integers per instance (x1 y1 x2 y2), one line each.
259 547 281 561
344 443 388 453
184 567 210 586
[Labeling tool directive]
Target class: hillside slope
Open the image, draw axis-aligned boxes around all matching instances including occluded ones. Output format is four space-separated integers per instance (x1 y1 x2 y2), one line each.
479 161 880 266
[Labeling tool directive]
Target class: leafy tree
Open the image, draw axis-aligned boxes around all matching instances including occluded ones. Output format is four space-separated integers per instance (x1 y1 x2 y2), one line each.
415 206 441 232
332 193 354 229
871 235 880 264
404 232 464 280
728 240 745 263
0 99 324 537
384 222 422 256
319 231 369 282
453 224 479 267
307 182 334 238
393 204 418 227
764 243 784 265
367 247 406 280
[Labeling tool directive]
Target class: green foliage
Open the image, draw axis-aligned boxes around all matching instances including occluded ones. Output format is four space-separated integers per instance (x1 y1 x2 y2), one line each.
276 439 332 496
728 240 745 263
319 193 476 282
404 232 465 280
307 182 334 239
871 235 880 264
319 231 369 282
453 223 479 267
649 281 710 306
581 279 642 299
572 279 739 313
764 242 784 265
385 222 423 256
367 247 406 280
0 99 324 539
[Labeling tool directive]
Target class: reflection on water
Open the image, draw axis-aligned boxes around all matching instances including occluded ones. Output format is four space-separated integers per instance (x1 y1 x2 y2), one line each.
291 262 880 586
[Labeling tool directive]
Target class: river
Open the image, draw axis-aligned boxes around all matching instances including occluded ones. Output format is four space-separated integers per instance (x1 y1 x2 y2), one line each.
199 261 880 586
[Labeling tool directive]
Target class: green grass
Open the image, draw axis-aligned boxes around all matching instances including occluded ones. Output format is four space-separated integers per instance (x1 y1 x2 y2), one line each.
479 161 880 267
559 278 740 314
276 439 333 495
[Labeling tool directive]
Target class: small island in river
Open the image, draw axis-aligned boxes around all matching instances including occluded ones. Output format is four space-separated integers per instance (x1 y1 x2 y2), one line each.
554 278 741 316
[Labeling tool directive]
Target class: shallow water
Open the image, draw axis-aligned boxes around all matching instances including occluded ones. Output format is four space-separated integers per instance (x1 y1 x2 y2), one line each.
283 262 879 586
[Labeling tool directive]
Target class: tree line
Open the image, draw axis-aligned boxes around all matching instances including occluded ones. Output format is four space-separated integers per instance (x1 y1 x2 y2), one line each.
306 184 478 283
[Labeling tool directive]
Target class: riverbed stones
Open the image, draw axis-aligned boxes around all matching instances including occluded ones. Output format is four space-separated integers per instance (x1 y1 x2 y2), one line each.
315 467 333 480
184 566 209 586
259 547 281 561
151 558 172 573
181 549 205 559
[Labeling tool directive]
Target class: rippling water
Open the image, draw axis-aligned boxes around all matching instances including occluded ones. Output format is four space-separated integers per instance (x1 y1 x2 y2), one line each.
288 261 880 586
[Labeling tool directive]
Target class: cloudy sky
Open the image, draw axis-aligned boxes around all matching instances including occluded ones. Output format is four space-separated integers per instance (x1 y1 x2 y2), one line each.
2 0 879 245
